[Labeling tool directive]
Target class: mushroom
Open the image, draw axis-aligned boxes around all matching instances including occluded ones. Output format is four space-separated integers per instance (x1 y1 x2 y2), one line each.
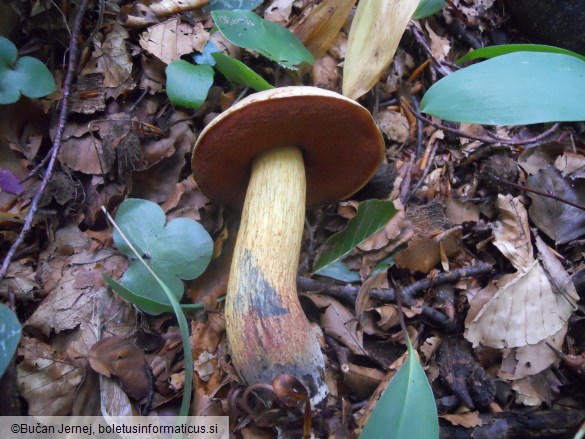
192 86 384 404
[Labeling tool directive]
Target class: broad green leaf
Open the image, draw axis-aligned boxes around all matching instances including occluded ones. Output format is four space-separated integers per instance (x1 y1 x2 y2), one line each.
359 337 439 439
121 262 184 306
211 10 314 69
314 259 361 283
420 52 585 125
0 36 55 104
149 218 213 280
314 200 398 273
343 0 418 99
413 0 446 19
166 60 214 109
112 199 213 312
211 52 273 91
0 304 21 378
209 0 262 10
113 198 165 256
457 44 585 64
103 274 206 314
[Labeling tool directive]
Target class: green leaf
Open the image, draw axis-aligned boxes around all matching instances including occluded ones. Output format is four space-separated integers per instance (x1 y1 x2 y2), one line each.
209 0 262 10
112 199 213 312
413 0 446 19
457 44 585 64
359 337 439 439
211 52 273 91
314 200 398 273
166 60 214 109
113 198 165 256
0 36 55 104
103 274 206 314
420 52 585 125
314 259 361 283
0 304 21 379
211 10 314 69
370 255 396 278
194 40 220 66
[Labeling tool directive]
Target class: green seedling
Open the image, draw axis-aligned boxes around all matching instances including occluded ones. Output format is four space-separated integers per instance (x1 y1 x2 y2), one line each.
102 199 213 418
0 36 55 104
211 52 273 91
105 198 213 314
208 0 262 10
0 304 21 379
313 199 398 273
421 50 585 125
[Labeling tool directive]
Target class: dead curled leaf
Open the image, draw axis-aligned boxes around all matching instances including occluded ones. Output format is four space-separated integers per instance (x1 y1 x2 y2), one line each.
88 336 151 402
303 293 366 355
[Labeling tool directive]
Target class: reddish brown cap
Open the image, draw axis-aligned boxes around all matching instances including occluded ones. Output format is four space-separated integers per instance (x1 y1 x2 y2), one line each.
192 86 384 209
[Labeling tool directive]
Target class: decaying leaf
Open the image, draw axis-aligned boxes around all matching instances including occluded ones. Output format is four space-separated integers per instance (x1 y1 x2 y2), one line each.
292 0 356 59
17 336 85 415
140 19 209 65
492 195 533 272
395 227 462 274
304 293 366 355
89 336 151 402
150 0 208 17
343 0 419 99
441 412 482 428
526 169 585 245
465 261 576 349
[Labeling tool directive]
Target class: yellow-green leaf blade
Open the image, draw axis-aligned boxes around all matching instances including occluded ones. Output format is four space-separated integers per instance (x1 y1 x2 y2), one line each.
343 0 418 100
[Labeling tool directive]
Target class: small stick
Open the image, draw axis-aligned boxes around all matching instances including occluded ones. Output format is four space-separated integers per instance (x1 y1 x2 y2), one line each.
0 0 91 281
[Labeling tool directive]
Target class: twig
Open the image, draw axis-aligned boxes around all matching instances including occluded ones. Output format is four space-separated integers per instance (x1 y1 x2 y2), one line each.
411 96 424 161
0 0 91 281
492 176 585 211
412 109 562 146
404 139 439 204
409 24 453 77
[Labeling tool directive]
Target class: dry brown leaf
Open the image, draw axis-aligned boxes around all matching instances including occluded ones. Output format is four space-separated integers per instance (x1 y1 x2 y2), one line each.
377 110 410 143
17 336 85 415
355 271 388 335
140 19 209 65
90 24 133 98
343 0 419 99
511 370 561 407
89 336 150 402
492 195 533 272
311 55 340 91
264 0 294 24
555 151 585 177
465 261 575 349
445 198 480 224
535 235 579 306
304 293 366 355
343 363 386 401
441 411 482 428
150 0 208 17
395 227 462 274
292 0 356 59
425 22 450 62
501 323 567 381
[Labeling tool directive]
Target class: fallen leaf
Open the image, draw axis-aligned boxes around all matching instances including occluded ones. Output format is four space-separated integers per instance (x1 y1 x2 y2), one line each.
377 110 410 143
88 336 151 402
526 169 585 244
304 293 366 355
140 19 209 65
441 411 482 428
292 0 356 59
465 261 576 349
17 336 85 415
492 195 533 272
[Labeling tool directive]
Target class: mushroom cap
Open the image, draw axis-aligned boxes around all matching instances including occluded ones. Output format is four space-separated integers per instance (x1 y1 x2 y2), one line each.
192 86 384 209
